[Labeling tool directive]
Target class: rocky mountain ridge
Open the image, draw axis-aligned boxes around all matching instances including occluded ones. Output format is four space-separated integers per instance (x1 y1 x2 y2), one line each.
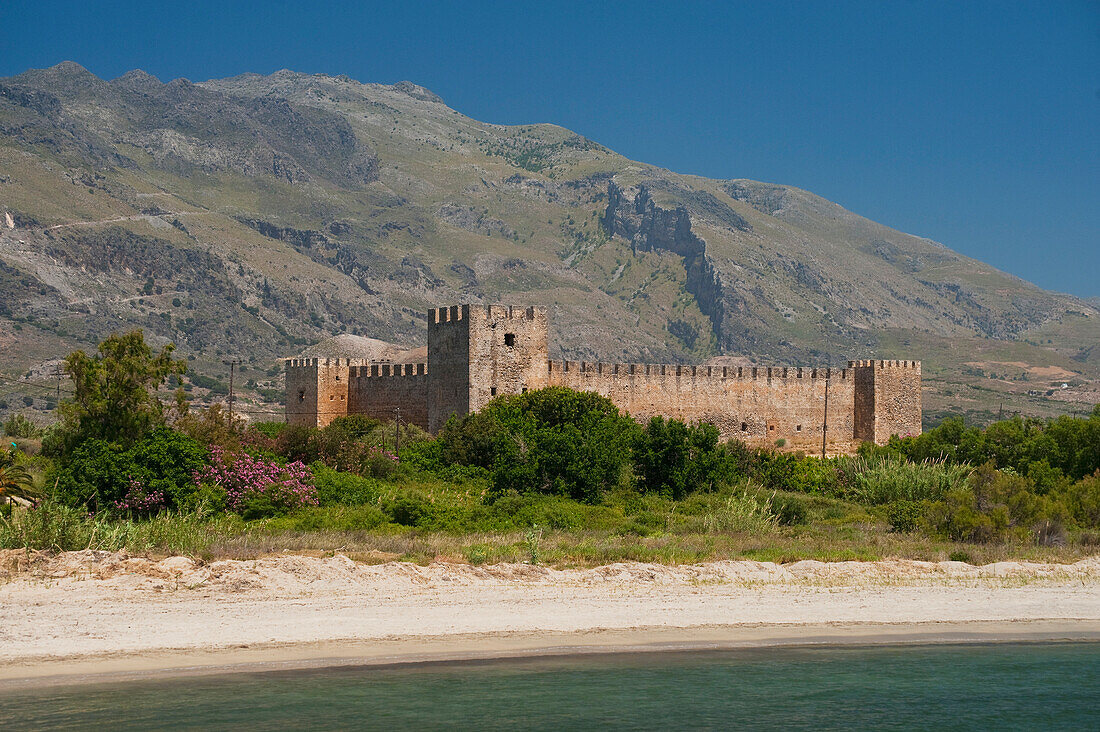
0 62 1096 424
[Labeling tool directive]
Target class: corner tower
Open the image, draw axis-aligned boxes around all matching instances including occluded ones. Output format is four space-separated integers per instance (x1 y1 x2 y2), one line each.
427 305 550 431
852 360 922 443
285 358 357 428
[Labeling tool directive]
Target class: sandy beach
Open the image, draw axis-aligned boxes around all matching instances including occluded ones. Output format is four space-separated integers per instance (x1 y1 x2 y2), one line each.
1 550 1098 687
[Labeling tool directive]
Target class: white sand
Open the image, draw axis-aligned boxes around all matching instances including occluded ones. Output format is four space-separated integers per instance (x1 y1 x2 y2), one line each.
1 550 1098 684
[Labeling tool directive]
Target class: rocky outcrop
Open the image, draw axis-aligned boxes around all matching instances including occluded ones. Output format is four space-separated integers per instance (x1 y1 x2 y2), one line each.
436 203 515 238
392 81 445 104
602 182 730 346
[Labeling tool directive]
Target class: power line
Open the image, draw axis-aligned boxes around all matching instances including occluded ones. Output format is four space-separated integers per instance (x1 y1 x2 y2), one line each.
0 374 74 395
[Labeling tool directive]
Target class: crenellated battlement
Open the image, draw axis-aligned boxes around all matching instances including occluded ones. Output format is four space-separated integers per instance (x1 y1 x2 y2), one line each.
348 362 428 378
849 359 921 370
548 361 851 380
290 304 922 448
428 304 469 324
284 357 372 370
429 304 548 324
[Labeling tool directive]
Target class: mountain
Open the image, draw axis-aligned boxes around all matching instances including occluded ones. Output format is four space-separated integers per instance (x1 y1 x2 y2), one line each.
1 62 1097 424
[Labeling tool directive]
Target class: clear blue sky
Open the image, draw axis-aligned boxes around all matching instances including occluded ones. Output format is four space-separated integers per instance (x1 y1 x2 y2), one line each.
2 1 1097 296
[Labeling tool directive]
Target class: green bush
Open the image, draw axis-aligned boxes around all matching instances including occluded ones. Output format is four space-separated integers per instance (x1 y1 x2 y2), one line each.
928 462 1071 544
51 427 208 511
864 407 1100 482
753 451 838 494
388 494 436 527
439 387 638 503
267 504 390 532
250 421 288 439
312 464 384 506
632 417 733 499
1059 471 1100 528
887 500 924 533
770 493 809 525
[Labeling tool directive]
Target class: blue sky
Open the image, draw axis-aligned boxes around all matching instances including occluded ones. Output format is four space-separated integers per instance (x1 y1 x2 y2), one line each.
2 1 1097 296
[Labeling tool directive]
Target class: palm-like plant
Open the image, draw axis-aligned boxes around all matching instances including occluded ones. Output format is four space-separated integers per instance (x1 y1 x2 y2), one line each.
0 451 38 505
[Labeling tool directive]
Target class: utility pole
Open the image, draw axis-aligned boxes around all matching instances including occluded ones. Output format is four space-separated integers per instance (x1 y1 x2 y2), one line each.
393 407 401 457
54 362 62 404
821 367 830 459
223 359 241 423
821 316 831 460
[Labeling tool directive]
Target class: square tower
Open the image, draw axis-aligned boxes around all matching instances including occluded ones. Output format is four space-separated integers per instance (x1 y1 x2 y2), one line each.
427 304 550 431
852 359 922 443
285 357 357 428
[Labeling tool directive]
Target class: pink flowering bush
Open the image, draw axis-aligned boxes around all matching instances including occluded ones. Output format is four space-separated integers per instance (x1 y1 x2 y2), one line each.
194 446 318 518
114 476 166 515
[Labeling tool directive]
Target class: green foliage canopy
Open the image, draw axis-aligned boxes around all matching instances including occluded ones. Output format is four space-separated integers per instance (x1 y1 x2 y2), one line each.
439 387 638 503
57 330 186 451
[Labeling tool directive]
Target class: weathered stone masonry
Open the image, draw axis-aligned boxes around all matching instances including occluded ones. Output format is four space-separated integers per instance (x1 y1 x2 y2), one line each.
286 304 922 450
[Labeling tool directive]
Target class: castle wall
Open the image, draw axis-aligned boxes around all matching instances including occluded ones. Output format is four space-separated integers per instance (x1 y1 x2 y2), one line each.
285 358 363 428
548 362 857 449
290 305 921 450
348 363 430 430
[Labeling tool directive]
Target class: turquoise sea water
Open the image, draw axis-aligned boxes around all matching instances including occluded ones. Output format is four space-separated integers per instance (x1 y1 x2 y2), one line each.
2 642 1098 730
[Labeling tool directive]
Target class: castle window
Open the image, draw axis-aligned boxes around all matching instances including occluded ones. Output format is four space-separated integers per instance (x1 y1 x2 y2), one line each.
768 425 775 431
796 425 802 432
491 387 497 396
298 390 305 402
335 373 341 381
329 395 335 401
504 333 516 347
741 422 748 432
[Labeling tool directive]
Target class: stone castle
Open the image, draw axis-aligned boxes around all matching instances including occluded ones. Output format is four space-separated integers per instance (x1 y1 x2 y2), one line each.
285 304 922 450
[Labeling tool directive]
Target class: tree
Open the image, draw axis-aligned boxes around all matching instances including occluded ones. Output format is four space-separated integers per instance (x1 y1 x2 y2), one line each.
55 331 186 452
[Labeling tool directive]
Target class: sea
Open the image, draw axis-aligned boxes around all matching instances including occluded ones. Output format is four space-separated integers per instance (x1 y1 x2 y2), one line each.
2 642 1097 730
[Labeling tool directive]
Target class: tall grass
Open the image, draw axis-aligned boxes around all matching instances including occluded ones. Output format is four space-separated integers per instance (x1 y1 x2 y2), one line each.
836 456 972 504
0 501 240 553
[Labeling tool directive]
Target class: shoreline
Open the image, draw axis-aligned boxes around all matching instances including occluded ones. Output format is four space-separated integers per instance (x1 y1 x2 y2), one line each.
3 620 1099 689
2 551 1097 689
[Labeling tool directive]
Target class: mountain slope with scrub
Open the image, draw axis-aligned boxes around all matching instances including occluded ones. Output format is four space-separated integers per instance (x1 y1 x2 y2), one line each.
0 62 1096 424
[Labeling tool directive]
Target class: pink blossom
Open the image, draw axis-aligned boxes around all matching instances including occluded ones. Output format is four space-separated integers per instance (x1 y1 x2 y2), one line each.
194 446 318 512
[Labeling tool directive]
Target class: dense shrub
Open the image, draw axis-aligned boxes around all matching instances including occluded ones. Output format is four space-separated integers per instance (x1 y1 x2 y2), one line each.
752 451 839 494
770 493 810 525
439 387 638 503
312 464 384 506
927 462 1071 544
250 421 288 439
632 417 733 499
52 427 208 512
864 407 1100 481
1059 471 1100 528
268 417 409 479
174 404 243 450
887 500 924 533
195 447 317 518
